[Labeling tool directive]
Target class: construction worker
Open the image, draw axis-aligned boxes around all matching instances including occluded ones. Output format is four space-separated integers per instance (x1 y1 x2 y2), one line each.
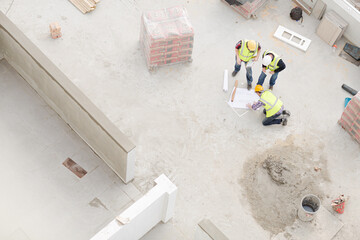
232 39 261 90
246 85 290 126
256 50 286 90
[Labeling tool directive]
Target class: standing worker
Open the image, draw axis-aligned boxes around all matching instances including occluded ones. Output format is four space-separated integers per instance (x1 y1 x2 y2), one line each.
232 39 261 90
246 85 291 126
256 50 286 90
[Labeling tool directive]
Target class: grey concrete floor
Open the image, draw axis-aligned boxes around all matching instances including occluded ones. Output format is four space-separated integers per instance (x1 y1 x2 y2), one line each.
1 0 360 239
0 59 141 240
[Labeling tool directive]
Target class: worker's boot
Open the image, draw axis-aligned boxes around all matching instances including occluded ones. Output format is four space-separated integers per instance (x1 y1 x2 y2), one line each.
232 70 238 77
281 118 288 126
282 110 291 117
269 85 274 90
247 84 252 90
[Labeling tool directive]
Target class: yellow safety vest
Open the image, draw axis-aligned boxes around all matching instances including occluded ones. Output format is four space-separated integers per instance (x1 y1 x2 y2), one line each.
238 40 258 62
259 90 283 117
263 50 281 71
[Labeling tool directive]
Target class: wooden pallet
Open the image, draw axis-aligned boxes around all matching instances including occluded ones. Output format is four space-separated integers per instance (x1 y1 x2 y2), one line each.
69 0 100 14
221 0 269 19
292 0 312 15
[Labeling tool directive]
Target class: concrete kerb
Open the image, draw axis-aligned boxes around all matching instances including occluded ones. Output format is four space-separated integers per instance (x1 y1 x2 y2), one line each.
0 11 135 183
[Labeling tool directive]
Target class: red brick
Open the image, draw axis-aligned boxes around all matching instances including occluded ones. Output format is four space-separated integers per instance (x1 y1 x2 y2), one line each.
350 129 359 138
341 112 354 124
49 22 61 39
180 41 193 49
356 118 360 125
165 57 179 64
145 53 165 64
141 7 193 70
354 121 360 133
344 107 357 121
165 51 179 58
179 49 192 56
341 118 355 133
143 42 180 55
180 35 194 42
352 96 360 105
49 22 61 33
348 100 360 114
338 119 350 131
355 134 360 141
178 56 192 62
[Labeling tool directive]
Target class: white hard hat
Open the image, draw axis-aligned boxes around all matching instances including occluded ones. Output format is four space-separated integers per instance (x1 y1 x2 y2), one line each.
262 55 272 66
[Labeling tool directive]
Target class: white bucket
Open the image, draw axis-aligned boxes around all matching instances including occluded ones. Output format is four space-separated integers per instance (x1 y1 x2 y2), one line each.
297 194 321 222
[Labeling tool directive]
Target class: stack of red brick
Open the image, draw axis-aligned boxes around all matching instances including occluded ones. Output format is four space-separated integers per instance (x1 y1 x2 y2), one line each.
140 6 194 70
49 22 62 39
339 92 360 144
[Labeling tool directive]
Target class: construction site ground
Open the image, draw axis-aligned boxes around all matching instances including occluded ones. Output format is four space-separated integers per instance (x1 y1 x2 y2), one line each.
1 0 359 239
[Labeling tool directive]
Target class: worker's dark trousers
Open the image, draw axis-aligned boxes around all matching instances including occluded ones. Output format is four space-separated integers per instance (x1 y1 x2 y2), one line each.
234 57 253 85
257 71 279 87
262 112 282 126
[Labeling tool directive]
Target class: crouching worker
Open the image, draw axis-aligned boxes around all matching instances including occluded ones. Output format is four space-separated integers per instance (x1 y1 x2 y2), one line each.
246 85 291 126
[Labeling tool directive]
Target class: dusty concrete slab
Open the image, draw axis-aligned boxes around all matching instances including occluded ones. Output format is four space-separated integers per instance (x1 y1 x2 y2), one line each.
195 226 213 240
0 59 138 240
273 206 344 240
9 229 30 240
1 0 360 239
140 222 186 240
198 219 229 240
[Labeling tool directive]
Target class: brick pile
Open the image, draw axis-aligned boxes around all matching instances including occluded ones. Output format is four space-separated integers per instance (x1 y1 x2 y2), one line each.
338 92 360 144
49 22 62 39
140 6 194 70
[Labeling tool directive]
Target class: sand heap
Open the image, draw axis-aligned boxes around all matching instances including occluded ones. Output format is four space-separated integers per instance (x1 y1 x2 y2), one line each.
241 135 330 235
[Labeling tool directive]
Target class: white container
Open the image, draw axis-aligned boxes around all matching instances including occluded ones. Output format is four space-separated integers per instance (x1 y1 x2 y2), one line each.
223 69 228 92
298 194 321 222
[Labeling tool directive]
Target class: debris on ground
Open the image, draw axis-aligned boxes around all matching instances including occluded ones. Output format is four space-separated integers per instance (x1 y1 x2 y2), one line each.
262 156 290 184
68 0 99 14
332 194 347 214
241 134 329 234
49 22 62 39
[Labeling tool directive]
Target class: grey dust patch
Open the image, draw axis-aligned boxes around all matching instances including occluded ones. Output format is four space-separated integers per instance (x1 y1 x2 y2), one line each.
240 134 329 235
89 197 108 210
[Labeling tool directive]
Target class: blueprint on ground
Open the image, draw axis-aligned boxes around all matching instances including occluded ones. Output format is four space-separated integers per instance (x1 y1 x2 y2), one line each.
227 87 259 109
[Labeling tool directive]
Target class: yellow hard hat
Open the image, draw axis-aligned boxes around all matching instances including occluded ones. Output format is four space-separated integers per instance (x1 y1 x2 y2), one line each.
247 40 256 51
255 85 264 92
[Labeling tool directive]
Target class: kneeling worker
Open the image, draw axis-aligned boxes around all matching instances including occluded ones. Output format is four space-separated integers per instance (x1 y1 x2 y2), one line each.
246 85 290 126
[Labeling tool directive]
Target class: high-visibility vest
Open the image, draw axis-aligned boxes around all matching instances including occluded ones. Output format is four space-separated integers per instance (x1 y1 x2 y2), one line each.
238 40 258 62
263 50 281 71
259 90 283 117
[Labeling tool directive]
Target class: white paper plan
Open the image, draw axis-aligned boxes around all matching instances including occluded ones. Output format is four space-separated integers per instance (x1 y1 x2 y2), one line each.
227 87 260 109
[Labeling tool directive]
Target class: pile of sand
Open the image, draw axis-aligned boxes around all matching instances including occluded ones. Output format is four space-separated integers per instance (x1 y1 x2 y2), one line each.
241 134 329 235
